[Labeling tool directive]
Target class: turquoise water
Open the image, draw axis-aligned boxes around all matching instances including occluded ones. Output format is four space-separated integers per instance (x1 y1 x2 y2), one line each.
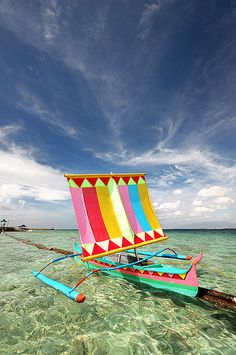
0 229 236 354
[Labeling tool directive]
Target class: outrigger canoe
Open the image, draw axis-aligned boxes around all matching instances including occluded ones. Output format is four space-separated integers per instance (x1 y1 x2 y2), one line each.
33 173 203 303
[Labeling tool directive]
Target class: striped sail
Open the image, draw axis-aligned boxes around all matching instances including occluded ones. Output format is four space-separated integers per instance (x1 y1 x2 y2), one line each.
65 173 167 261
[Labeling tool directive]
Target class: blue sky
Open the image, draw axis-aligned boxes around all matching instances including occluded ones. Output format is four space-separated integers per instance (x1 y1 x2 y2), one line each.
0 0 236 228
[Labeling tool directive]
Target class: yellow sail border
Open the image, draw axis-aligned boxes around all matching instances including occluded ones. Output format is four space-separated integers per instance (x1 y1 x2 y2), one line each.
82 235 168 261
64 173 146 178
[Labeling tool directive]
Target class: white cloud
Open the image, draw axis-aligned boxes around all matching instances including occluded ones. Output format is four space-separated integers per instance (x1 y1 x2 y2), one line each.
95 143 236 228
150 177 236 228
0 148 70 211
0 0 63 47
173 210 182 216
138 1 173 39
0 124 22 144
139 3 161 25
17 87 78 138
186 178 195 184
155 168 181 187
214 196 234 205
194 206 213 213
0 2 128 143
173 189 182 195
0 183 68 203
198 186 230 197
18 199 26 207
158 200 180 210
193 200 202 206
41 0 61 43
95 146 236 187
190 196 234 216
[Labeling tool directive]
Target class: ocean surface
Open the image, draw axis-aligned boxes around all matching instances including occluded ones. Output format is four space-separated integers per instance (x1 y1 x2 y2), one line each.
0 229 235 355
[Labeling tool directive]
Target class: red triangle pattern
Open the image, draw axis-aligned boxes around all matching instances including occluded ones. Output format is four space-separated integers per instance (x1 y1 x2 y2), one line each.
122 176 130 184
93 259 185 280
87 177 98 186
82 247 90 257
172 274 182 280
154 230 162 239
161 273 169 278
112 176 120 184
122 237 133 247
72 178 84 187
69 175 146 188
83 229 164 258
100 177 110 186
132 176 140 183
92 243 106 255
134 234 145 244
108 240 120 250
144 232 153 241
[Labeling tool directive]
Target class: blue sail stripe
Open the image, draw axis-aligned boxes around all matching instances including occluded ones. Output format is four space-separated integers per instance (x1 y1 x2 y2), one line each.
128 185 151 231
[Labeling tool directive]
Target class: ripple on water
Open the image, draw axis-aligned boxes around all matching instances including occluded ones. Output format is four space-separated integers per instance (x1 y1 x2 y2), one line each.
0 230 236 354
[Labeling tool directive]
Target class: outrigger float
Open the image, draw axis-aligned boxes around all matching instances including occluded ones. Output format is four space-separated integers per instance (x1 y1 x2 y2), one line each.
33 173 203 303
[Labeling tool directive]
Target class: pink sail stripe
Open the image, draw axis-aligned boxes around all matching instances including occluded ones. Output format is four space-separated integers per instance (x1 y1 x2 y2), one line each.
119 185 143 234
70 187 95 244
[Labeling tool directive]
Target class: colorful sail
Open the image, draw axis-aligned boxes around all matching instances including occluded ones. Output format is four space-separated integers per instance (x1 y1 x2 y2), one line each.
65 173 167 261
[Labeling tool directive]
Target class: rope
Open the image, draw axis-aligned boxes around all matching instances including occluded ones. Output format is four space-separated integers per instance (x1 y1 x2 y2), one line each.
35 253 80 276
66 235 75 254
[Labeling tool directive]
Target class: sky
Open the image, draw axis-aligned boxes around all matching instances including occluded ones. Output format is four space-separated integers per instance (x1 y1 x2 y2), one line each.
0 0 236 229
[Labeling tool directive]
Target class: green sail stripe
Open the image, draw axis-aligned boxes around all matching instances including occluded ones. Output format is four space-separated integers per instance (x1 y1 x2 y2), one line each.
128 177 136 185
68 179 79 188
81 179 93 188
138 177 145 184
118 178 126 186
95 178 106 187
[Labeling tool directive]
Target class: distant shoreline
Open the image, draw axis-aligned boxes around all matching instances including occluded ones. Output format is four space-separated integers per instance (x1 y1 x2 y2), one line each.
2 227 235 232
165 228 236 231
1 227 55 232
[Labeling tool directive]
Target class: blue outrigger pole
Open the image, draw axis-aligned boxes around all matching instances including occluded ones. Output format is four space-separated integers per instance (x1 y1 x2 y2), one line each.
32 253 86 303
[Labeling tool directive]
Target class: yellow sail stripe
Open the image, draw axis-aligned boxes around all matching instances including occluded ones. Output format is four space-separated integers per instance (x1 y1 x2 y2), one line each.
138 183 161 230
96 186 122 238
108 180 134 240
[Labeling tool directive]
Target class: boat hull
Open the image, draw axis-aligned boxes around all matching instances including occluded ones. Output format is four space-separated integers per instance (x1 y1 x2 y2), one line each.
85 257 201 298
